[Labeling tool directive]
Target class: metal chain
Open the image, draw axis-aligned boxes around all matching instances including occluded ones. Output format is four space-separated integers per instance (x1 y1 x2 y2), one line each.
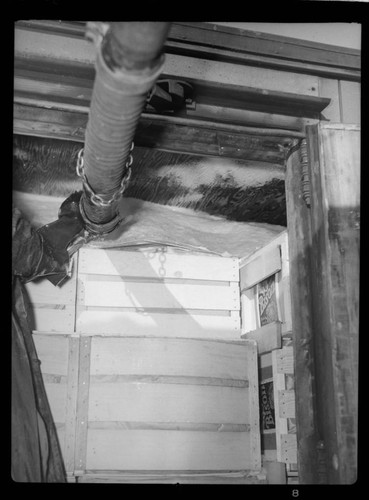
76 143 134 207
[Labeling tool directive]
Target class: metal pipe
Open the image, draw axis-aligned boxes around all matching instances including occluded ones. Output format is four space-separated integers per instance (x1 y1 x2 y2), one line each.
80 22 171 234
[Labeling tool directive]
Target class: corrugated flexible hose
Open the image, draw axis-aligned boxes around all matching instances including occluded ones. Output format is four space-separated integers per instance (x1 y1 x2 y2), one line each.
80 22 170 235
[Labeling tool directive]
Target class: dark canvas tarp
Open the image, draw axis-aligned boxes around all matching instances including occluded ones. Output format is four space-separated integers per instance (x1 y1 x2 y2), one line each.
12 207 69 482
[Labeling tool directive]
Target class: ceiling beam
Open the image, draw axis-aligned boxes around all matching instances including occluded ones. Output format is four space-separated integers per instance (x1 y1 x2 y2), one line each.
14 103 302 164
15 21 361 81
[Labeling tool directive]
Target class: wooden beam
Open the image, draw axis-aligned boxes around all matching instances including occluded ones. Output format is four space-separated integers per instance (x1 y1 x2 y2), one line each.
16 20 361 81
13 102 300 163
306 123 359 484
14 54 330 119
285 145 320 483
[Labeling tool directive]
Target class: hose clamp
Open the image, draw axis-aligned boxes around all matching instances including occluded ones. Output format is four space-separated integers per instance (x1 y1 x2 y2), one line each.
76 144 134 207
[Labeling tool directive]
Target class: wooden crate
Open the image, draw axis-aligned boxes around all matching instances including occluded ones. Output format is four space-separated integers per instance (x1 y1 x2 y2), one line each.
33 333 261 480
239 231 297 470
28 245 265 482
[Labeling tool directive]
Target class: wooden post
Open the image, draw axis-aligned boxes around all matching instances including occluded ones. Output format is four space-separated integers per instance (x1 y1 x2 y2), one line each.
306 123 359 484
286 124 359 484
285 143 320 483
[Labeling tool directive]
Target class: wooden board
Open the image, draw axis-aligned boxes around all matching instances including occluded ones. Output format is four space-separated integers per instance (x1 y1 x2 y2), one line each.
79 247 239 282
241 321 282 355
24 266 77 333
89 337 249 380
76 469 266 484
86 429 252 471
304 123 359 483
79 277 239 311
240 244 281 291
88 383 249 424
76 309 240 337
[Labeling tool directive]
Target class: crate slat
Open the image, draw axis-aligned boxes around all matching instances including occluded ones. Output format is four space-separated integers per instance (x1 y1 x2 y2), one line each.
89 337 249 380
79 278 240 311
86 429 252 470
79 247 239 282
88 383 249 424
76 309 240 337
240 245 281 291
278 390 296 419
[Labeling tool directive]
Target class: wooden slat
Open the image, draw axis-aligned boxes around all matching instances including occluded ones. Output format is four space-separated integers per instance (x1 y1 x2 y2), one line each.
33 333 69 376
79 278 240 311
278 390 296 419
89 374 248 388
89 337 250 380
275 347 294 374
30 306 75 333
88 383 249 424
246 340 262 470
77 469 266 484
87 421 250 432
280 434 298 464
86 430 252 470
240 288 257 334
64 336 80 473
76 309 240 337
240 246 281 290
74 337 91 474
271 349 288 463
79 247 239 282
241 321 282 354
24 274 77 305
79 469 265 484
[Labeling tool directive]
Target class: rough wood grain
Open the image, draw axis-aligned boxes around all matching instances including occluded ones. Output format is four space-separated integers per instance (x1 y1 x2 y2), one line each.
285 146 319 482
306 123 359 484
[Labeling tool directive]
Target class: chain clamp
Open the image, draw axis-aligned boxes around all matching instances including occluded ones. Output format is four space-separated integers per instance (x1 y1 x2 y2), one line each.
76 143 134 207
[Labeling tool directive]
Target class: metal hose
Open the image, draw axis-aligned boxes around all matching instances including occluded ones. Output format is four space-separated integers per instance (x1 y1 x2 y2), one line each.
80 22 171 235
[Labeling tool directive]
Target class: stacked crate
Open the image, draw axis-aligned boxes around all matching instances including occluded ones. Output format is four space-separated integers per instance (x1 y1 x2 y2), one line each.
239 230 298 482
25 246 264 483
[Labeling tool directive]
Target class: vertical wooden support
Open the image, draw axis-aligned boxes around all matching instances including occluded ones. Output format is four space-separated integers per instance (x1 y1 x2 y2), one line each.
285 142 320 483
306 123 359 484
271 350 288 463
64 336 80 474
246 341 262 470
74 336 91 475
